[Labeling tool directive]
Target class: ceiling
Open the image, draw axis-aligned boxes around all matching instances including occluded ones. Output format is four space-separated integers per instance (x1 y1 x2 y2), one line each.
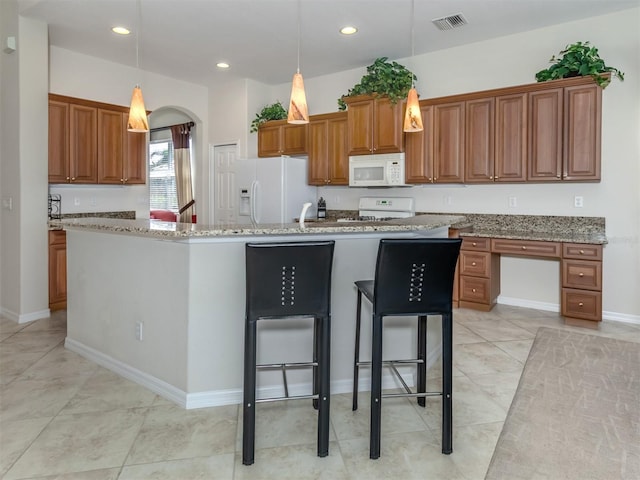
17 0 638 87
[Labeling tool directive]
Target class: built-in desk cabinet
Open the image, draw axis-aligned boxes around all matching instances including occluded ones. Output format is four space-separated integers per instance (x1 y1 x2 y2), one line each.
48 230 67 311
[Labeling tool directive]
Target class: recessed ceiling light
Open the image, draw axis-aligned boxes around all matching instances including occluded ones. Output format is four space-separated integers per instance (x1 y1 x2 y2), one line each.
111 26 131 35
216 62 230 69
340 26 358 35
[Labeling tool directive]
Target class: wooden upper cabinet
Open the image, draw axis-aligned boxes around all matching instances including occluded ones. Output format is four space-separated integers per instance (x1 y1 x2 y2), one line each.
123 113 147 184
48 100 70 183
344 95 403 155
307 112 349 186
97 108 124 184
405 104 434 183
563 83 601 181
528 88 563 181
433 101 465 183
257 120 307 157
69 104 98 183
494 93 527 182
464 98 495 183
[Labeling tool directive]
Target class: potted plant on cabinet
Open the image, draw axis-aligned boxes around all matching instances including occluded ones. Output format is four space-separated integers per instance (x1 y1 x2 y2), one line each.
249 101 288 133
535 41 624 88
338 57 417 110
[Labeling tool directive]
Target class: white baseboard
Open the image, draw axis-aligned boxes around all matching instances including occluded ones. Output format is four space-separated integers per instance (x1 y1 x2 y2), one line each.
0 306 50 324
65 336 446 410
497 296 640 325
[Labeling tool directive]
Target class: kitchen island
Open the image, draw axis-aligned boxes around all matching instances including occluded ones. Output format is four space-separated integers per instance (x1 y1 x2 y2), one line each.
62 215 463 408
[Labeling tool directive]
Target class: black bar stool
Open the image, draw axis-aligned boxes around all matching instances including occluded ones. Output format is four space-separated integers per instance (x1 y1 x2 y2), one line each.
243 240 335 465
352 238 462 459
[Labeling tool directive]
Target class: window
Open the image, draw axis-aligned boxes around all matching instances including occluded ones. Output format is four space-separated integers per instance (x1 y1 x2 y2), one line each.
149 138 178 211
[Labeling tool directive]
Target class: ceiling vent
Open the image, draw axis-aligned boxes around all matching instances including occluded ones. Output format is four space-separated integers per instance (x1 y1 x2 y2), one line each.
432 13 468 31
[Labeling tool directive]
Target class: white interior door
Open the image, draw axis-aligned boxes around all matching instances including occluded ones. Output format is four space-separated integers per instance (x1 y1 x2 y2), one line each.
210 143 239 224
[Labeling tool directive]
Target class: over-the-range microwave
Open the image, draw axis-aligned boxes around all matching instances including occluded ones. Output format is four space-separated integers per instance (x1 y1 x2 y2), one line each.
349 153 407 187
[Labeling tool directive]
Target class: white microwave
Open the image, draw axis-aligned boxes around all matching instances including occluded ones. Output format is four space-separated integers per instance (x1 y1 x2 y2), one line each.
349 153 406 187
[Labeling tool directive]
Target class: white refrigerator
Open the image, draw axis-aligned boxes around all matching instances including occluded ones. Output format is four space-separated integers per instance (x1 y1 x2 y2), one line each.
234 156 318 224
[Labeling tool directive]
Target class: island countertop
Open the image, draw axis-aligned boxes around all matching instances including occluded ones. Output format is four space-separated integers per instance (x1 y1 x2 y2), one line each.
59 214 467 239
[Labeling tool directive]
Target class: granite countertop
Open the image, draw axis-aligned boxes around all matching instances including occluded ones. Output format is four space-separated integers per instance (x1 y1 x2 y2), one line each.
60 214 466 239
49 211 135 230
444 213 607 245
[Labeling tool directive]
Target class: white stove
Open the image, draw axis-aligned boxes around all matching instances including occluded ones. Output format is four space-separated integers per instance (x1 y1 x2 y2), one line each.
337 197 415 222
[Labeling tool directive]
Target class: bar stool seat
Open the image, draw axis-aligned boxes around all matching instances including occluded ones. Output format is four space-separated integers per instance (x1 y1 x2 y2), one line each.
352 238 462 459
243 240 335 465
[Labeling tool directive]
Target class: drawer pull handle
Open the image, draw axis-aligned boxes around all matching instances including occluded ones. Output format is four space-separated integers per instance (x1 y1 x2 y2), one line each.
472 242 477 247
472 288 477 293
578 302 584 307
579 250 585 254
471 262 477 266
522 246 527 250
579 272 584 277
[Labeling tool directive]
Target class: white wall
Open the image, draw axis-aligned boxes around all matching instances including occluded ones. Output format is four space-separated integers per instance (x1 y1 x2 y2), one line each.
48 47 209 220
251 8 640 320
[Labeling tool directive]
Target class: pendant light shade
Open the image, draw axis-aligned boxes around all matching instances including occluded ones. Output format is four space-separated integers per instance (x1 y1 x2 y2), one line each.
288 0 309 124
403 87 423 132
128 0 149 132
288 72 309 124
127 85 149 132
403 0 423 133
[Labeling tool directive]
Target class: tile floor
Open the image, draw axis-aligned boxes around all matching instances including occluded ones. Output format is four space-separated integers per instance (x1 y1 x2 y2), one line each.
1 306 639 479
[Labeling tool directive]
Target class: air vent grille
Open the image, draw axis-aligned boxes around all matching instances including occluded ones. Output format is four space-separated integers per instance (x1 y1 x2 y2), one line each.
432 13 468 31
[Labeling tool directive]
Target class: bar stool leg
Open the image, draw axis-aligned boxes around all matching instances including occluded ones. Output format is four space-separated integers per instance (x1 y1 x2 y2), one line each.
317 315 331 457
442 312 453 454
313 317 319 410
242 317 258 465
417 315 427 407
369 313 383 460
352 290 363 411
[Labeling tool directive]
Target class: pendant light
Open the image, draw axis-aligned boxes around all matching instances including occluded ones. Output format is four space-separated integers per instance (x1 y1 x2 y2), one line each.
403 0 423 132
287 0 309 124
127 0 149 132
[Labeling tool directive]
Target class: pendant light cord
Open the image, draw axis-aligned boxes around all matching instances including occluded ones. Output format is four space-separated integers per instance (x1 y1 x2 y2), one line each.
410 0 415 88
136 0 141 77
296 0 301 74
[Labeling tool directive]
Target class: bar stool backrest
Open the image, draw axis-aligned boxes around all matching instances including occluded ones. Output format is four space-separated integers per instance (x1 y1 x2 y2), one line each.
245 241 335 320
373 238 462 316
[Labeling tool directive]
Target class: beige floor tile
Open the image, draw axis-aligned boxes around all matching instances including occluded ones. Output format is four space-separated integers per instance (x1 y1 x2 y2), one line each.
465 370 523 410
459 318 536 342
0 349 48 382
3 409 147 479
18 344 99 381
235 442 348 480
0 330 65 354
0 317 25 335
453 322 487 344
60 368 158 415
339 431 468 480
120 453 235 480
0 416 52 476
126 403 238 464
17 468 121 479
492 338 534 363
454 342 524 377
451 421 504 479
20 311 67 333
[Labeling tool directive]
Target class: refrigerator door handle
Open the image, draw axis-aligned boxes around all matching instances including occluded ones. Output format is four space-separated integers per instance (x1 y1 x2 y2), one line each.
250 180 259 223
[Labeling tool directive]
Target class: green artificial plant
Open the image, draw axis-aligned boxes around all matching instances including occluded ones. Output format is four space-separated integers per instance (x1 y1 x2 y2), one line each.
250 101 288 133
535 41 624 88
338 57 417 110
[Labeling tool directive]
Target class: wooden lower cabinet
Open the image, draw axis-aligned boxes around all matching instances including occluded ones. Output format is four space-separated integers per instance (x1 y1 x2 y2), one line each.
458 237 500 311
48 230 67 311
561 243 602 321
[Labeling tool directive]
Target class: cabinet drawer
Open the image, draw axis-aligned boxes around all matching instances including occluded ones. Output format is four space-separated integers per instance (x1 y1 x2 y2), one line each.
561 288 601 321
459 276 491 303
562 260 602 291
491 238 561 258
461 236 490 252
49 230 66 245
460 251 491 277
562 243 602 261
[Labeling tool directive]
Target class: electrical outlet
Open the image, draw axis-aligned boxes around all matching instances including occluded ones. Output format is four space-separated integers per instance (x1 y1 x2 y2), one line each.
334 196 340 204
135 321 143 341
90 197 97 206
508 196 517 208
574 196 584 208
2 197 12 210
74 197 80 206
443 195 453 205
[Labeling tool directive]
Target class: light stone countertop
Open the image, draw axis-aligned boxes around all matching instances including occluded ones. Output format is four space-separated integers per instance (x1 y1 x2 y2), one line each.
59 214 466 240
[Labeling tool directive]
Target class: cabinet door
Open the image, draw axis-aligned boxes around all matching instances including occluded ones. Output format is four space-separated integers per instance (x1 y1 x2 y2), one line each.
48 230 67 311
405 104 434 183
495 93 527 182
257 122 283 157
123 113 147 184
373 97 403 154
48 100 70 183
97 109 124 184
563 84 601 181
464 98 495 183
347 99 375 155
69 104 98 183
434 102 465 183
281 123 307 155
528 88 563 181
307 118 329 185
326 113 349 185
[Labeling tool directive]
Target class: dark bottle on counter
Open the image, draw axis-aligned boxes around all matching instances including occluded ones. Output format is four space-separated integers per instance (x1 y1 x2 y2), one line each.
317 197 326 219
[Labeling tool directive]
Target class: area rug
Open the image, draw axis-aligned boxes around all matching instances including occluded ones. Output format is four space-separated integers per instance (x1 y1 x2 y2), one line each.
485 327 640 479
